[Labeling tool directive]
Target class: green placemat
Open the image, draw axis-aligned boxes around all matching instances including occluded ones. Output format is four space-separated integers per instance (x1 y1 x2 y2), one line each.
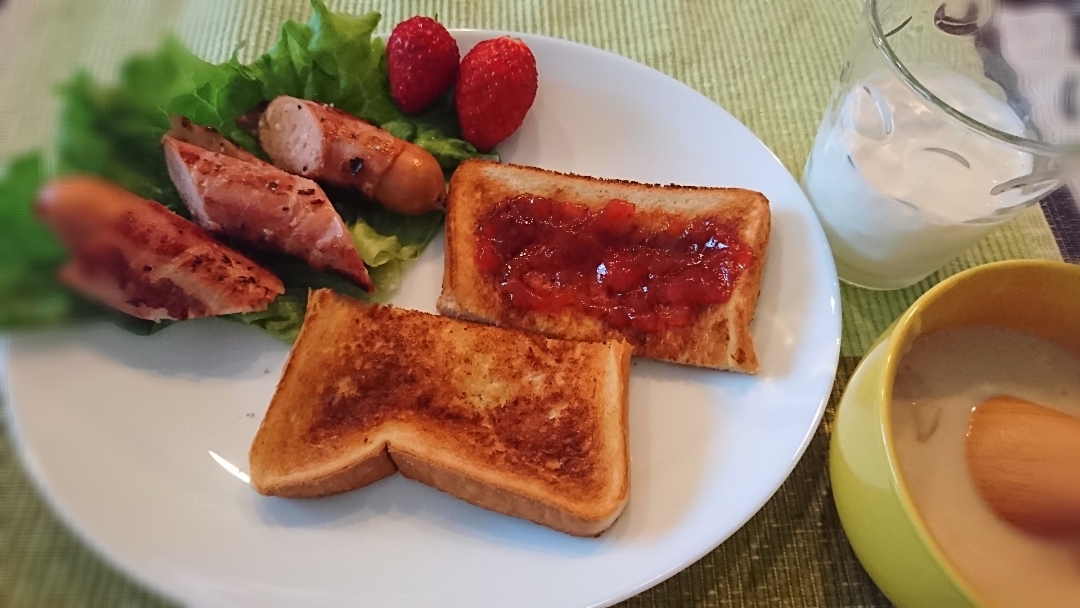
0 1 1064 607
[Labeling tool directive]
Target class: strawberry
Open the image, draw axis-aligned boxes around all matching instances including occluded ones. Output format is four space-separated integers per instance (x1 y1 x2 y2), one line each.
455 37 538 152
386 16 460 115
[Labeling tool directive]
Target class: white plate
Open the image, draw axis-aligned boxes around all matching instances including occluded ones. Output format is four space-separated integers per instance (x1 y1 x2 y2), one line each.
2 31 841 608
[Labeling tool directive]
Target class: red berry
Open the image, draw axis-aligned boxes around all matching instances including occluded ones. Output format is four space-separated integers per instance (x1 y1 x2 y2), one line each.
387 16 460 115
455 37 538 152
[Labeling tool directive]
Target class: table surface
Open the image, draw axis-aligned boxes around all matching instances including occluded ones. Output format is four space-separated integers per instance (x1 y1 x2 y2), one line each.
0 1 1074 607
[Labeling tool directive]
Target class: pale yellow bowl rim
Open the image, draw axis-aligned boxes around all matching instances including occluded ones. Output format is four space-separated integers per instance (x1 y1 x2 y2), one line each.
874 259 1080 607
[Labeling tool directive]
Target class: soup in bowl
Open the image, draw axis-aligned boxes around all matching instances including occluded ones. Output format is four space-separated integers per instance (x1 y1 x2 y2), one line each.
830 260 1080 608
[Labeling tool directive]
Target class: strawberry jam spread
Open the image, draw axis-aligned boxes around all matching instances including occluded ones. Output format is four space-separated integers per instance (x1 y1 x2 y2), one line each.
475 195 756 334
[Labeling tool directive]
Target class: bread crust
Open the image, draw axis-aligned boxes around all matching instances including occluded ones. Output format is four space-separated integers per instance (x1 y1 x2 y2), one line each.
248 289 631 537
437 159 770 373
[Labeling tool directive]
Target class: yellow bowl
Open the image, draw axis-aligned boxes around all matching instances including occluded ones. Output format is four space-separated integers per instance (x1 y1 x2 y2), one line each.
829 259 1080 608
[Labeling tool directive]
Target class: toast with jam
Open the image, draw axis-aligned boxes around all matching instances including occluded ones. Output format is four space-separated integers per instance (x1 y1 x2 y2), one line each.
437 159 771 373
248 288 632 537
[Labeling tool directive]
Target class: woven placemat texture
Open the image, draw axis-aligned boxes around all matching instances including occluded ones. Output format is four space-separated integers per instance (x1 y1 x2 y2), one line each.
0 1 1066 607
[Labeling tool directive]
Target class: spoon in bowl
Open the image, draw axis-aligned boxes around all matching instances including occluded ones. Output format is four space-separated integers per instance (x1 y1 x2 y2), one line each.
965 396 1080 540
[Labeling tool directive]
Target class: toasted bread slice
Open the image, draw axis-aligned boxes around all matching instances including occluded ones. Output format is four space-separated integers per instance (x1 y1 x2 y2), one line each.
248 289 632 537
437 160 771 373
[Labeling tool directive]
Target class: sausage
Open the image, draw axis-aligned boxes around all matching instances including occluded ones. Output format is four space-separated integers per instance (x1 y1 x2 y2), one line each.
167 116 265 165
36 176 285 321
257 96 446 215
163 136 374 292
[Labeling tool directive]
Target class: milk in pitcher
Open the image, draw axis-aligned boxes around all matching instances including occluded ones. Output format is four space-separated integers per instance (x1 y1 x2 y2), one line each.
804 67 1040 289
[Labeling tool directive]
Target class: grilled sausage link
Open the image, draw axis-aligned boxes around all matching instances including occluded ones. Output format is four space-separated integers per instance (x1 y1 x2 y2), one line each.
258 96 446 215
163 136 374 291
37 176 284 321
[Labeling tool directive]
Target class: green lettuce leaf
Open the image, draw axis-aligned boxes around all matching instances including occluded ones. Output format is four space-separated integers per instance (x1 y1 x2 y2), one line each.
55 38 267 214
350 209 443 297
0 153 73 328
228 295 307 344
1 0 493 343
351 221 416 268
255 6 399 125
156 49 265 152
56 71 182 213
